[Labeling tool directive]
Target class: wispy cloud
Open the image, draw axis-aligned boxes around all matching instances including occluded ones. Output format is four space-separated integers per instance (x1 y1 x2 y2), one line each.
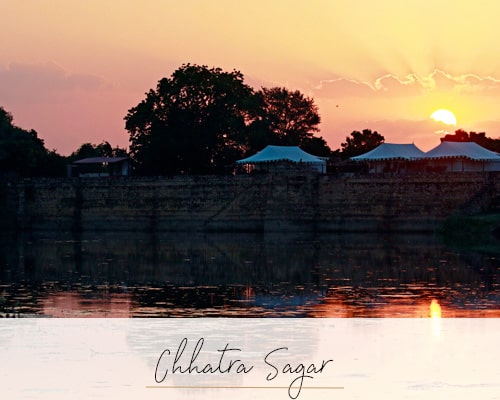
0 62 105 103
313 78 375 98
374 74 427 96
313 69 500 99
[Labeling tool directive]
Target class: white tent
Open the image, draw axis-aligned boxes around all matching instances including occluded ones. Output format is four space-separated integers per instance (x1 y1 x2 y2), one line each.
350 143 425 174
236 145 326 173
351 143 425 161
424 141 500 160
422 141 500 172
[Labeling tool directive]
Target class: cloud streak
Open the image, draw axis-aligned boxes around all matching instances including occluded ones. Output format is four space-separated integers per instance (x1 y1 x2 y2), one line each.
313 69 500 99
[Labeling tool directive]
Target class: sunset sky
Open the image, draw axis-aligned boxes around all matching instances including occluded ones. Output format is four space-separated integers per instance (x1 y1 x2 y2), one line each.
3 0 500 154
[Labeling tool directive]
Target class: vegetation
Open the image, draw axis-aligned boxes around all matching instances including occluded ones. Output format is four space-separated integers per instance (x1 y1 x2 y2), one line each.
0 107 129 177
438 213 500 254
256 87 331 157
338 129 385 160
0 107 66 177
125 64 332 175
68 141 127 162
5 63 500 178
125 64 258 175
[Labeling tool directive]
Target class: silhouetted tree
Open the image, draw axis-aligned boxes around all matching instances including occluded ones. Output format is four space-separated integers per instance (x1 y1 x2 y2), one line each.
258 87 319 143
469 131 500 152
440 129 470 142
340 129 385 160
40 150 68 176
125 65 335 174
69 141 127 161
70 143 101 159
300 136 332 157
255 87 331 156
125 64 259 175
0 107 66 177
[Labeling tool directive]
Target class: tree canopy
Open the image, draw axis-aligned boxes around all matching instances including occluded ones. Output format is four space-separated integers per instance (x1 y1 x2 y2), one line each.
259 87 320 141
69 141 128 161
256 87 331 157
125 64 332 175
125 64 259 175
0 107 66 177
339 129 385 159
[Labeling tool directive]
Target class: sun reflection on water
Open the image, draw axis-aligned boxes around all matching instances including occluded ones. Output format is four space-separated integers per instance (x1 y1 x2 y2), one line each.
430 299 442 318
430 299 442 337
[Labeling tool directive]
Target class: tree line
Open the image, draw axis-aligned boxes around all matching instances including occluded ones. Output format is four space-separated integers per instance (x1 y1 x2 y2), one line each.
0 106 129 177
1 63 500 177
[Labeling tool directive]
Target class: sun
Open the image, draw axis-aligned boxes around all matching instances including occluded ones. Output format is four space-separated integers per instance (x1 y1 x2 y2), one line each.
431 109 457 125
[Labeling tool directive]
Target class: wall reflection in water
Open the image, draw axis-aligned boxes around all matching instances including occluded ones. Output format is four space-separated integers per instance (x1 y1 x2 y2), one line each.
0 231 498 317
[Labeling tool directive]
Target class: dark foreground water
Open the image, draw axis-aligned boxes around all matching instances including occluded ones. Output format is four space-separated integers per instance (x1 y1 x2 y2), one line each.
0 231 499 317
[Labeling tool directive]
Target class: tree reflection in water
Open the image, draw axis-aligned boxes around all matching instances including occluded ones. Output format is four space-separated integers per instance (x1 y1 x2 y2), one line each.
0 231 498 317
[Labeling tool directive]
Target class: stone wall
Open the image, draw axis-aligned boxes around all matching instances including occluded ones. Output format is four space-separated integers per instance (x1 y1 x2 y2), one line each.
3 172 500 232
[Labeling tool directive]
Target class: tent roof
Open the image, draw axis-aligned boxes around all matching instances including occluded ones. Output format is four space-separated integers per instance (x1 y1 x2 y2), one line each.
424 141 500 160
236 145 325 164
72 157 129 165
351 143 425 161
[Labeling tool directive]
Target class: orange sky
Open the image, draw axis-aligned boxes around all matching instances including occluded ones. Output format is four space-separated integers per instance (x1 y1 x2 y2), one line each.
3 0 500 154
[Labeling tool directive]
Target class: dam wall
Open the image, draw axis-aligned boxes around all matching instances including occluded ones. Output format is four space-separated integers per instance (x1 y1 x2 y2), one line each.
2 172 500 232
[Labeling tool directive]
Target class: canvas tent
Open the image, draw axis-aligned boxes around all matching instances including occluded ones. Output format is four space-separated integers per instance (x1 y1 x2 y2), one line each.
351 143 425 160
350 143 425 173
236 145 327 173
423 141 500 172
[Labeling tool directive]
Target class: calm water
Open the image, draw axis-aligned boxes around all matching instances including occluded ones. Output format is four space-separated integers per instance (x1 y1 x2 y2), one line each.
0 230 499 317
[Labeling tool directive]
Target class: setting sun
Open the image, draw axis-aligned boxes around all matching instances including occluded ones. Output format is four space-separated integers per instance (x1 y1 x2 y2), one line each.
431 109 457 126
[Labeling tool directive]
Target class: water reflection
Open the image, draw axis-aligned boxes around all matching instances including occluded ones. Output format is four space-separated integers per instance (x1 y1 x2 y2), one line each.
430 299 441 318
0 231 498 317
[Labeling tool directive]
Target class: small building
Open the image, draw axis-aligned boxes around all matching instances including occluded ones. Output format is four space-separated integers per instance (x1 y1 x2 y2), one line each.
423 141 500 172
68 157 131 177
350 143 426 174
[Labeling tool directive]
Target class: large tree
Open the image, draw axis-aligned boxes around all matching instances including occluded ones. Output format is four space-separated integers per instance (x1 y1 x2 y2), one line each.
125 64 259 175
258 87 320 143
255 87 330 156
340 129 385 159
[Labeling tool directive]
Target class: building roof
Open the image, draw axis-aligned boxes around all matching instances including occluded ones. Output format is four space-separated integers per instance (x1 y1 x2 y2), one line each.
72 156 129 165
424 141 500 160
350 143 425 161
236 145 325 164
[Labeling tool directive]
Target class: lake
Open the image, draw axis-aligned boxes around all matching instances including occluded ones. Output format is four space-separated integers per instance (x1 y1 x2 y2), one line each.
0 230 499 317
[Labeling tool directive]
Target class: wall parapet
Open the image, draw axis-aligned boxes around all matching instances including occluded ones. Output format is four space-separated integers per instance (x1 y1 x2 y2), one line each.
1 172 498 232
